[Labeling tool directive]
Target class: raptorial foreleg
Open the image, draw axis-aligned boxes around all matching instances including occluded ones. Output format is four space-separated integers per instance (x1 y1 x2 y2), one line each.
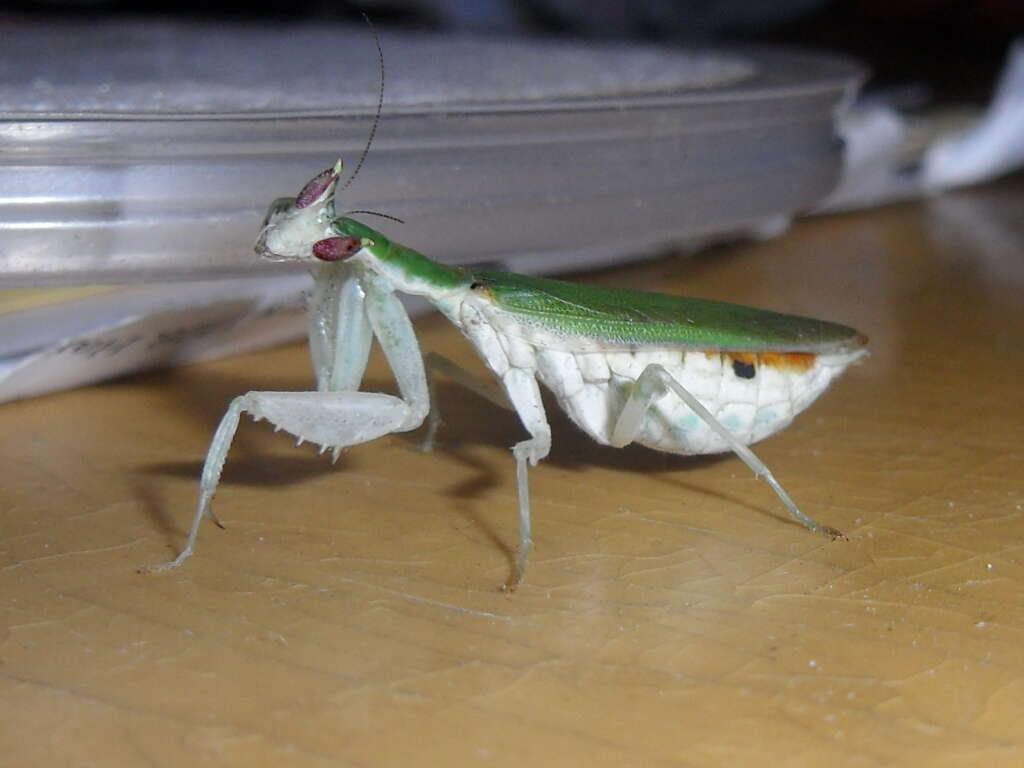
144 389 425 572
149 267 436 572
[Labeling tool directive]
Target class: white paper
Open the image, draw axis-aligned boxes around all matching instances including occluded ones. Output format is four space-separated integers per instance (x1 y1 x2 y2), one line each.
0 275 309 403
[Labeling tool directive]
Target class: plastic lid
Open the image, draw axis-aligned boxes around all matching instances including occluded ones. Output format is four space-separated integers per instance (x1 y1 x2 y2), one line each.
0 20 863 285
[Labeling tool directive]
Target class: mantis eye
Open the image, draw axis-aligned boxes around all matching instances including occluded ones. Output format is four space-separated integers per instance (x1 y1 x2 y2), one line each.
313 236 362 262
295 166 340 209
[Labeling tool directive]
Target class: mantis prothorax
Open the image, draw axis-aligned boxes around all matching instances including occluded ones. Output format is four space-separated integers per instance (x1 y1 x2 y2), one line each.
148 161 867 588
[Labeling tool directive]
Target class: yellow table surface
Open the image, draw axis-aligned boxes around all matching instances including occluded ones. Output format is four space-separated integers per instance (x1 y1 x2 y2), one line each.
3 180 1023 766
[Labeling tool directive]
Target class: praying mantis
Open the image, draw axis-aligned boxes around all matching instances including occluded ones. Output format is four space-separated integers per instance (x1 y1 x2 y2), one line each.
146 22 866 587
148 156 867 587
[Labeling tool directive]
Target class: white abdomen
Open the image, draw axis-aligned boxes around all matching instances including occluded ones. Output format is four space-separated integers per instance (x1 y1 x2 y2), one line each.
450 295 864 456
537 346 862 455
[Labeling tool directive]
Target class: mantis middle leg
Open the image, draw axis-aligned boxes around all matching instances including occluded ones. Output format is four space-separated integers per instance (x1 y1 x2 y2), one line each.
416 352 549 588
499 368 552 589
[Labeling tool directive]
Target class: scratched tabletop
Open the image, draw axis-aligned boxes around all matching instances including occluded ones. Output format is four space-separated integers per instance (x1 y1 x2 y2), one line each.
3 178 1023 767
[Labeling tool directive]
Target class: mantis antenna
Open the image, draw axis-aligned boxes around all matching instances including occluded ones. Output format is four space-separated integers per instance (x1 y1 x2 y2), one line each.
345 209 405 224
338 13 386 196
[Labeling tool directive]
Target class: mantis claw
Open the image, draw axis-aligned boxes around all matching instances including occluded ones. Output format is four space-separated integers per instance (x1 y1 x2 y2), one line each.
501 559 527 593
818 525 847 541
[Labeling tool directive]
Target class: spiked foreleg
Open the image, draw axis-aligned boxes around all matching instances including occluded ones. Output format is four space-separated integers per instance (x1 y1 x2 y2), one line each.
610 364 844 539
144 389 422 572
308 262 373 393
147 271 433 573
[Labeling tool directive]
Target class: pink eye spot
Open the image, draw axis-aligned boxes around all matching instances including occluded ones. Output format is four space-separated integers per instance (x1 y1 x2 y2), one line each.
313 236 362 262
295 167 339 209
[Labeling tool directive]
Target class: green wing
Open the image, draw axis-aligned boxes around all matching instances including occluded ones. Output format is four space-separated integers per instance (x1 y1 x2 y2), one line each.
470 270 864 353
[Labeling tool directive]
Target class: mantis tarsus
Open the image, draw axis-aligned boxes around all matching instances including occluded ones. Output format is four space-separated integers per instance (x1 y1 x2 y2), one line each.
148 159 867 588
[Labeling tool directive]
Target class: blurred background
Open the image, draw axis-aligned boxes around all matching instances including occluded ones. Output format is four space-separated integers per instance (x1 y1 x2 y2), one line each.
2 0 1023 400
5 0 1023 101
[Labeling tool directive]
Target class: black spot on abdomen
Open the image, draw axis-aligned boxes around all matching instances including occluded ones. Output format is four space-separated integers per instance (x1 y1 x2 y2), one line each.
732 359 756 379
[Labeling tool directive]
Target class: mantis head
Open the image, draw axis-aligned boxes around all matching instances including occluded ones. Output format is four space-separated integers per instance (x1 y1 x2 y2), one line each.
255 159 345 262
257 20 385 266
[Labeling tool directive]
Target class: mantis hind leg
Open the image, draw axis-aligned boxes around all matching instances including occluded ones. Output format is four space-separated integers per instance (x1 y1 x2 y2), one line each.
610 364 844 539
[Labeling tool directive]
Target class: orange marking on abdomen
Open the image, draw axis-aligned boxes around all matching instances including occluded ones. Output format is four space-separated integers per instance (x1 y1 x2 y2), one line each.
726 352 757 367
708 350 819 375
757 352 817 372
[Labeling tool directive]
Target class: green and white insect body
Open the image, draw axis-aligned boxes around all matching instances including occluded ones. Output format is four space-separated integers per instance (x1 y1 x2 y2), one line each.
441 273 866 458
150 162 866 588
